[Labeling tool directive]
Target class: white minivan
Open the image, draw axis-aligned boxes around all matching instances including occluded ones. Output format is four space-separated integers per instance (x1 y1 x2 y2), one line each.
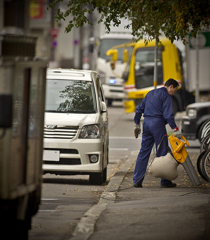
43 69 109 185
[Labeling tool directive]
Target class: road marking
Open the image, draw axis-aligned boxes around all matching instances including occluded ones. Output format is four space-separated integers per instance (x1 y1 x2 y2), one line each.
38 210 55 213
109 136 137 139
110 148 128 151
41 198 59 201
39 198 58 212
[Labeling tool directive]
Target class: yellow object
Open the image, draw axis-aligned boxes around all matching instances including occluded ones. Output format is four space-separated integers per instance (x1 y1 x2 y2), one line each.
168 134 189 163
106 37 184 114
153 80 157 87
123 38 183 113
106 49 118 62
123 49 128 63
123 100 136 113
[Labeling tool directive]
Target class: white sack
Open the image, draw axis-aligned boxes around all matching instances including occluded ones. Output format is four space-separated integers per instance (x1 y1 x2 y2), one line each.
149 153 179 180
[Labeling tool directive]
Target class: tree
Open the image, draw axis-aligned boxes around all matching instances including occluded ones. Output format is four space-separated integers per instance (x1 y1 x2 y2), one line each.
49 0 210 43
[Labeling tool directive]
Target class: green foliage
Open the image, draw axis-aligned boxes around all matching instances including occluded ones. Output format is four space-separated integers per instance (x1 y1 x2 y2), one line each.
49 0 210 44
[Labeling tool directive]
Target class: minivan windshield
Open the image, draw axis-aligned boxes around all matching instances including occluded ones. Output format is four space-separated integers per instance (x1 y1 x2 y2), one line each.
45 79 97 113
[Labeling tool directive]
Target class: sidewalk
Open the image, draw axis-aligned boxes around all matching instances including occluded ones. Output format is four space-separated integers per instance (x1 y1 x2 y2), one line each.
71 147 210 240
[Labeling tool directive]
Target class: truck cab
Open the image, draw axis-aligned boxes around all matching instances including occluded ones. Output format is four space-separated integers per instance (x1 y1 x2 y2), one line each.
123 38 184 114
97 34 132 106
96 18 133 106
107 37 195 114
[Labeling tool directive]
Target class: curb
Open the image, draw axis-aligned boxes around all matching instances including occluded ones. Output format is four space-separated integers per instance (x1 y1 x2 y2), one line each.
70 155 137 240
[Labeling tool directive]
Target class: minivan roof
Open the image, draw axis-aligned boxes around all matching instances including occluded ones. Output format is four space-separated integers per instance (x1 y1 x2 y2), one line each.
47 68 97 81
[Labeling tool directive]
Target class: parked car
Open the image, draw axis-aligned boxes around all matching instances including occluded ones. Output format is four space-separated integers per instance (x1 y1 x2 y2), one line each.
43 69 109 185
181 102 210 141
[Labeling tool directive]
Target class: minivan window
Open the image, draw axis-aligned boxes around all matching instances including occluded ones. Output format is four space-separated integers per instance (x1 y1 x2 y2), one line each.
45 79 97 113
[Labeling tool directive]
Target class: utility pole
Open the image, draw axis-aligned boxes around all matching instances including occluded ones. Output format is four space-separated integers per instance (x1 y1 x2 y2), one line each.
154 37 158 89
195 35 200 102
0 1 4 32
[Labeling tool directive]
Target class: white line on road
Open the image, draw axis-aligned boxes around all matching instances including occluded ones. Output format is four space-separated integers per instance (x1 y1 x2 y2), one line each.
110 148 128 151
109 136 136 139
41 198 59 201
38 210 55 213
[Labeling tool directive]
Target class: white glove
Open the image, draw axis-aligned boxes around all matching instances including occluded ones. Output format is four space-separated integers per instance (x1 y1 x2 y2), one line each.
134 123 141 138
173 127 182 139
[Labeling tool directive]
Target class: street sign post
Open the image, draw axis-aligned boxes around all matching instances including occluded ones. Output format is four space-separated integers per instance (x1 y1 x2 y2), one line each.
50 29 59 39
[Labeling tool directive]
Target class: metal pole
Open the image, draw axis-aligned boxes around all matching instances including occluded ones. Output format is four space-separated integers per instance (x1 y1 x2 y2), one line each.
195 35 199 102
73 27 80 68
154 37 158 89
0 0 4 33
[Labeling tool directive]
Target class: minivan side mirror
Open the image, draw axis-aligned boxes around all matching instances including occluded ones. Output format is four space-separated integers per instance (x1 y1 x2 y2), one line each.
101 101 107 113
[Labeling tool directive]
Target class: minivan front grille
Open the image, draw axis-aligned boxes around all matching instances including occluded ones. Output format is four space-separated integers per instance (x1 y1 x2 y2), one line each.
44 126 79 139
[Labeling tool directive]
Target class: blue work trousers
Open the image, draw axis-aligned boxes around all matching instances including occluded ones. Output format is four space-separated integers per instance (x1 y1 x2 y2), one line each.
133 117 172 185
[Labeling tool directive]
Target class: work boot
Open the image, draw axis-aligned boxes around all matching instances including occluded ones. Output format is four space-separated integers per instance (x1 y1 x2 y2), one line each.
133 183 143 188
161 182 177 188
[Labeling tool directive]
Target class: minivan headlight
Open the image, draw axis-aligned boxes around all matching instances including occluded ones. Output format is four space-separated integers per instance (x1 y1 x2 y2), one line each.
187 108 197 117
79 124 100 139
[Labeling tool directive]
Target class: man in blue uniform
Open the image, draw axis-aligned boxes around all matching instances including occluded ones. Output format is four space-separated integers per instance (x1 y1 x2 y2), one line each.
133 78 182 188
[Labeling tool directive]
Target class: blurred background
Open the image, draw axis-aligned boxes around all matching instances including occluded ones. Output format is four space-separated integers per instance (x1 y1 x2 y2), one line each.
1 0 210 103
0 0 103 70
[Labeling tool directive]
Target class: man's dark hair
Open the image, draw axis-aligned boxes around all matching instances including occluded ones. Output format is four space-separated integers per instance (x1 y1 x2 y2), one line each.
164 78 179 88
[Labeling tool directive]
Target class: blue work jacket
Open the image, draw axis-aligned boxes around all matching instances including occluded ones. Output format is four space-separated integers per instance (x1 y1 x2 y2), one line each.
134 87 177 129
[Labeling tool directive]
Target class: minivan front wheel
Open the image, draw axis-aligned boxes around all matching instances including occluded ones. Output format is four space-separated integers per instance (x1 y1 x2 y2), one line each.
103 167 107 183
89 167 107 185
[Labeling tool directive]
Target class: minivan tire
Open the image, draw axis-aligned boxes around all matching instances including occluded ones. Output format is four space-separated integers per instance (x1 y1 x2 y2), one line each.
89 167 107 185
89 171 103 185
103 167 107 183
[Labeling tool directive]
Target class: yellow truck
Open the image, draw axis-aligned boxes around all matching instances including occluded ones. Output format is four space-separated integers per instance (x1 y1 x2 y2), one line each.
107 37 194 114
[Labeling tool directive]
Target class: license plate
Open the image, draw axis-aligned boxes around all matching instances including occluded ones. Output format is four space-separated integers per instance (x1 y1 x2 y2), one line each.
43 150 60 161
